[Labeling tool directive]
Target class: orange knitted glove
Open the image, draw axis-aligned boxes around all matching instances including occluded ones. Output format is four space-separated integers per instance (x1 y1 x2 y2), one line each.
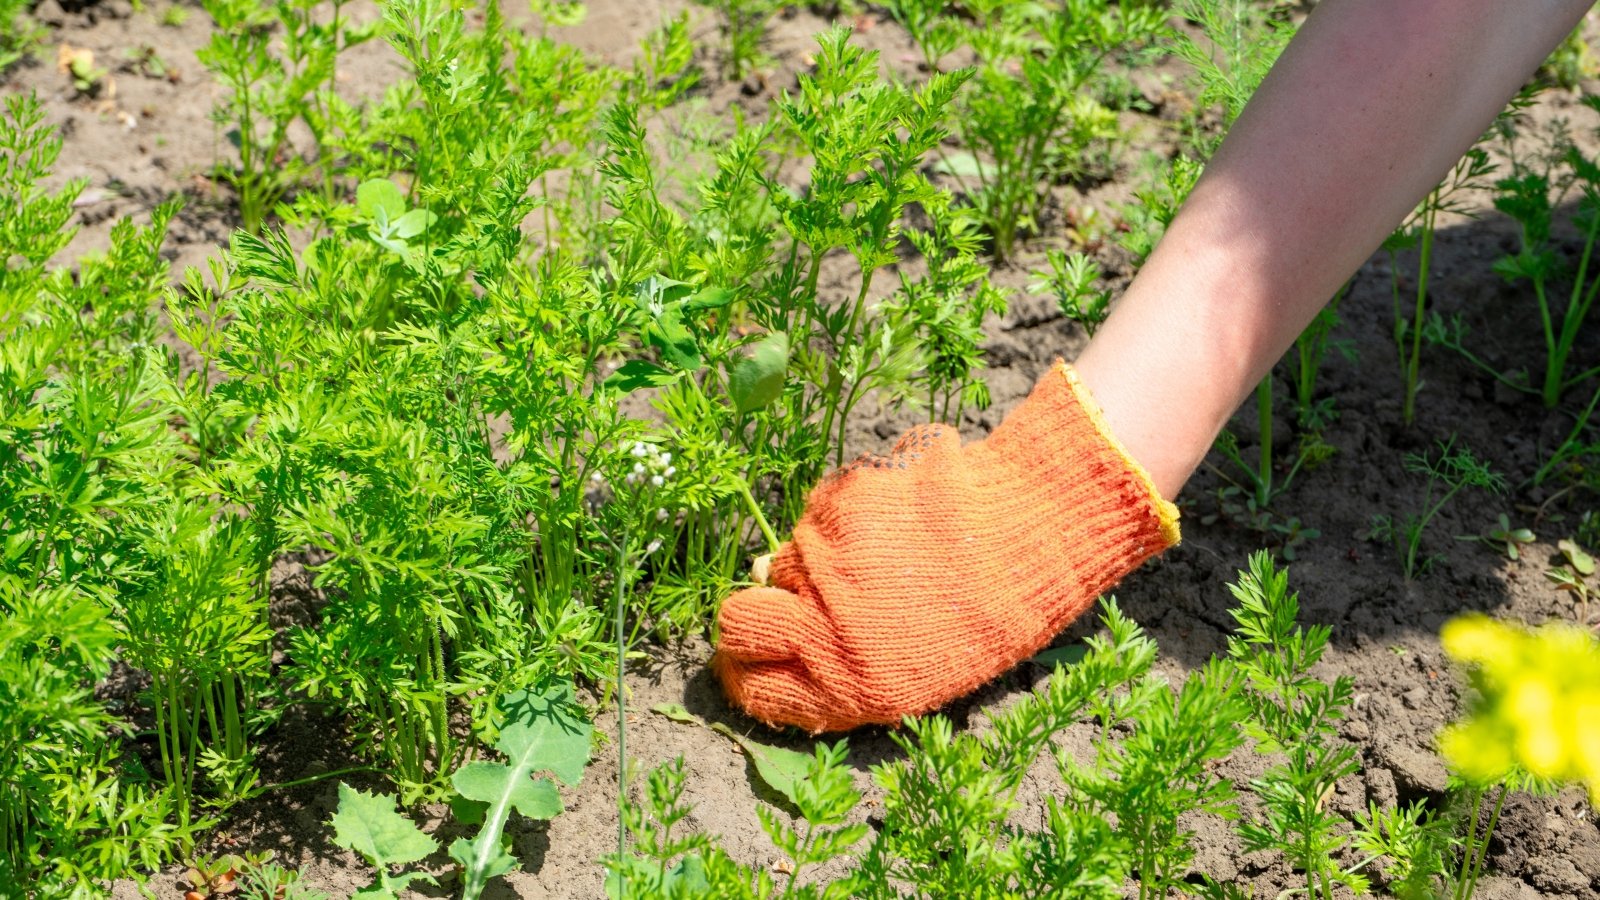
712 361 1180 733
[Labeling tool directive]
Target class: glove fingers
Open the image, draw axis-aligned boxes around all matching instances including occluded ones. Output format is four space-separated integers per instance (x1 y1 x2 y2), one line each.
764 541 810 594
715 585 805 663
710 653 836 734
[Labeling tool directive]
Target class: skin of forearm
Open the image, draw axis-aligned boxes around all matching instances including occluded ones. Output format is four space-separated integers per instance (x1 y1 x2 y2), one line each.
1074 0 1592 500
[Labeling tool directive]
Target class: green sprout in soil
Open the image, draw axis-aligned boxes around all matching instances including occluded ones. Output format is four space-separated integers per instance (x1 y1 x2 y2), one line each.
1435 111 1600 410
1385 144 1497 426
1546 537 1597 628
1199 487 1322 561
1030 249 1111 337
890 0 1164 261
1456 513 1537 561
693 0 791 79
1368 437 1505 580
1292 288 1355 432
1227 552 1365 900
329 681 592 900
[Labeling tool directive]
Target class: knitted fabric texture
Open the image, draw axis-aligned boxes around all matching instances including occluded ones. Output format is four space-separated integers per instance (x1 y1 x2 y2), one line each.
712 361 1181 733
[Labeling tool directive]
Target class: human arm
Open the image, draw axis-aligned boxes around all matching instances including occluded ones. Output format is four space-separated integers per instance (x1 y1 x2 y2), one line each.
711 0 1592 732
1076 0 1592 500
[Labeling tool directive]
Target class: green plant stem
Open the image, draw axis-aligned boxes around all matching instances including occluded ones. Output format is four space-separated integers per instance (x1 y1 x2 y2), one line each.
153 679 177 820
1437 331 1542 396
1408 478 1469 578
247 765 383 797
735 476 781 555
1533 379 1600 485
821 271 879 465
1404 204 1437 426
1551 213 1600 405
1458 784 1508 900
1256 375 1273 508
614 528 631 900
1452 784 1500 900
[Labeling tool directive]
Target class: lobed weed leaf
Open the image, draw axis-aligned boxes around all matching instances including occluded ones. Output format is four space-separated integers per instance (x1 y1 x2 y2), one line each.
449 680 591 899
331 783 438 900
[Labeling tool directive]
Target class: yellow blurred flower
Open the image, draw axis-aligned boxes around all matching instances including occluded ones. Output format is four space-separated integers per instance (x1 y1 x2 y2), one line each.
1440 614 1600 804
1440 615 1504 665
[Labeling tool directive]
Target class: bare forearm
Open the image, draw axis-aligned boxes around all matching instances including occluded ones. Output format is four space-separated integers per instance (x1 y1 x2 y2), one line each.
1076 0 1589 499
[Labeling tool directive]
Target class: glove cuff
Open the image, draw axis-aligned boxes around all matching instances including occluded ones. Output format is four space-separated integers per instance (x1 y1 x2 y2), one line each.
987 360 1181 550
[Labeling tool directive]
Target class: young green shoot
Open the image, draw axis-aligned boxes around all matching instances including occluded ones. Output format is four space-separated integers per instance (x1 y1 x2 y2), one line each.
1369 438 1505 580
1227 551 1364 900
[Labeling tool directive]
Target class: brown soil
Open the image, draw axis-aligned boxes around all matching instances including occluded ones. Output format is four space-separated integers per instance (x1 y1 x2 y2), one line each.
9 0 1598 897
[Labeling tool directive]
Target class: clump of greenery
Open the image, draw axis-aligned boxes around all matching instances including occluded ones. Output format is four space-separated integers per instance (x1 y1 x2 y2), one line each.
607 553 1402 899
889 0 1165 260
197 0 380 230
600 27 985 621
175 0 655 799
329 681 592 900
0 93 196 893
1227 554 1364 900
0 0 41 73
1436 107 1600 409
1169 0 1293 150
693 0 791 79
1029 249 1111 337
882 203 1010 422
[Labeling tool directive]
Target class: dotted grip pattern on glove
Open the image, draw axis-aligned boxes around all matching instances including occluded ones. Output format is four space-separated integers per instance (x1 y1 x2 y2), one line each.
712 361 1181 733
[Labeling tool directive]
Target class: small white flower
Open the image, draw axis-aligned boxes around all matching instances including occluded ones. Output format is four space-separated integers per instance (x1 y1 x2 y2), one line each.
663 466 676 478
660 452 672 465
656 508 669 522
590 472 604 484
625 472 641 485
645 539 663 555
632 442 649 458
633 462 646 475
650 475 665 488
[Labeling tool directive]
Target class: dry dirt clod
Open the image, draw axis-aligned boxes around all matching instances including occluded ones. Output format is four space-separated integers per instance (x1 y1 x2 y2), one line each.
1474 876 1542 900
1527 854 1590 894
1374 740 1449 798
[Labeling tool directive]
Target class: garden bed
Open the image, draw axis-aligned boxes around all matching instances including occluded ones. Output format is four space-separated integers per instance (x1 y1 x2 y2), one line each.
3 0 1599 897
